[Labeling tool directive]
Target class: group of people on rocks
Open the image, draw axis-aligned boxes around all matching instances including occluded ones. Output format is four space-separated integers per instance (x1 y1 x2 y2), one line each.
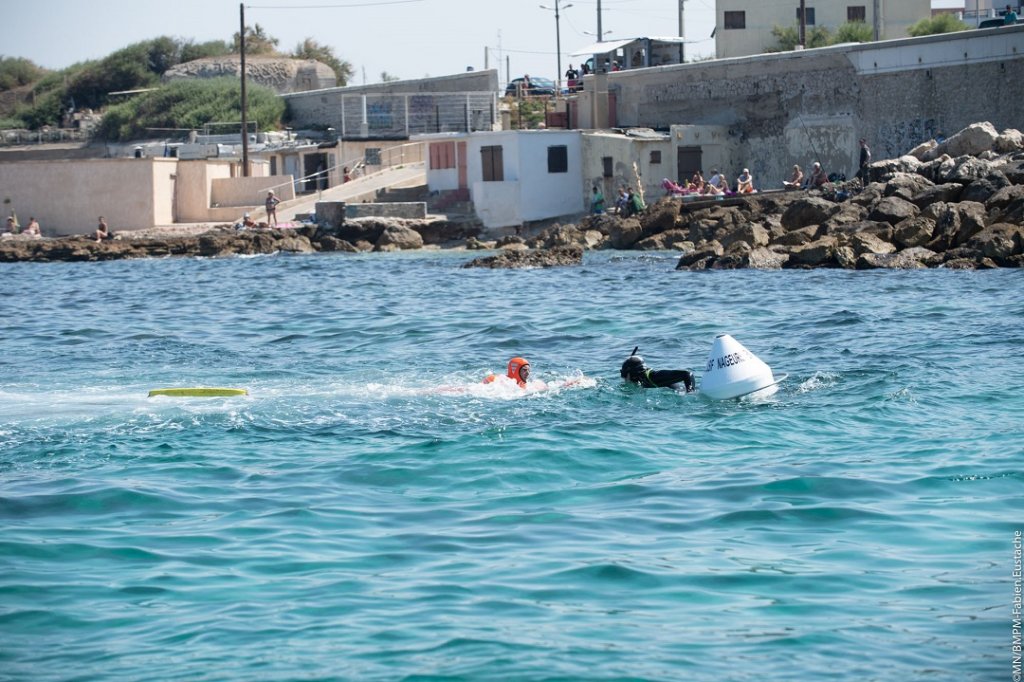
660 166 758 198
2 215 41 237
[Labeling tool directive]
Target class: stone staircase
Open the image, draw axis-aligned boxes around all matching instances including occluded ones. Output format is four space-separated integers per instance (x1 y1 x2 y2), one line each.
427 188 475 217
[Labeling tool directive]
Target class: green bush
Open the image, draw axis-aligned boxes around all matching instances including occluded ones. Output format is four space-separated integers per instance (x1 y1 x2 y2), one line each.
833 21 875 43
767 24 834 51
94 78 285 142
908 14 970 37
0 57 46 92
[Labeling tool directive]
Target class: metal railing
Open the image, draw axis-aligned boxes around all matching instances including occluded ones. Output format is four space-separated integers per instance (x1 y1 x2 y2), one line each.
0 128 91 147
253 140 426 213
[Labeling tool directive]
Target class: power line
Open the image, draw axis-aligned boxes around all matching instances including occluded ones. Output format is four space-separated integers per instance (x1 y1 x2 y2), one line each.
247 1 423 7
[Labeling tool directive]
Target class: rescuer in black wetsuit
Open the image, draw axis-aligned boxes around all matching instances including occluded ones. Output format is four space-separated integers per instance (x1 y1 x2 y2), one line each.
620 349 696 392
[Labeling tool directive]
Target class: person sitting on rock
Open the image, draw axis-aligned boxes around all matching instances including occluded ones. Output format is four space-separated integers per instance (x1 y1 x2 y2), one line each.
736 168 755 194
94 217 113 242
690 170 706 194
620 348 695 392
783 164 803 189
807 162 829 189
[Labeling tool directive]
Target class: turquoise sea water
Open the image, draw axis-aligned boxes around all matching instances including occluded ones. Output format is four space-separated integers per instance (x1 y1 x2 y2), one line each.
1 251 1021 681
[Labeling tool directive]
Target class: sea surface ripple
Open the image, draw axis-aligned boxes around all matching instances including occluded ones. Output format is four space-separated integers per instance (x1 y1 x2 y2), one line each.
0 252 1020 681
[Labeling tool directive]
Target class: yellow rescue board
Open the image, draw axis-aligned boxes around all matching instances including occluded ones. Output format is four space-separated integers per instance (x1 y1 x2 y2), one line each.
148 387 248 398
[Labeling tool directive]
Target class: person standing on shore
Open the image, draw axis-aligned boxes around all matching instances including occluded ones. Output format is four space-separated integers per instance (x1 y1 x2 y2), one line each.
265 191 280 227
858 139 872 185
590 186 605 214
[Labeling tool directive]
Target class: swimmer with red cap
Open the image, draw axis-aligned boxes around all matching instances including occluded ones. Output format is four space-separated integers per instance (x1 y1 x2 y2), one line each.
484 356 531 388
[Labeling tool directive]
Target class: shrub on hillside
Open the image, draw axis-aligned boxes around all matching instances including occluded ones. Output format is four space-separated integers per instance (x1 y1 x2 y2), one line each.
95 77 285 142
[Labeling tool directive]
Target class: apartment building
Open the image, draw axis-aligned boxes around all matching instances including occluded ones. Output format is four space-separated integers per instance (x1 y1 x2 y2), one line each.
715 0 931 57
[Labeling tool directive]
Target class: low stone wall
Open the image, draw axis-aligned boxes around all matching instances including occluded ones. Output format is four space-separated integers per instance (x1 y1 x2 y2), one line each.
211 175 295 208
345 202 426 219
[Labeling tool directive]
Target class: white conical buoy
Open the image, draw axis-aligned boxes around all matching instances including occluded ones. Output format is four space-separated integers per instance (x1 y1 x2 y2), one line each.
701 334 781 400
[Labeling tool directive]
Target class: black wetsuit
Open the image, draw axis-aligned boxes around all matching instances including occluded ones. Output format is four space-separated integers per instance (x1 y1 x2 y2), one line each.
627 367 695 392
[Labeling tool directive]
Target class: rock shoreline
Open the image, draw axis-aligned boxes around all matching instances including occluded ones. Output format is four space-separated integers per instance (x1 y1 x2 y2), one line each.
2 122 1022 270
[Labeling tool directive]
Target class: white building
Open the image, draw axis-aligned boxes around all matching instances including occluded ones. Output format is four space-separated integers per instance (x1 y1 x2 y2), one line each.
715 0 931 58
421 130 585 230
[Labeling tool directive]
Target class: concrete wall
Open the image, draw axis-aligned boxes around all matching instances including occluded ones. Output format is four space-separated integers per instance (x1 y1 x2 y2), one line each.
580 27 1024 187
581 132 675 207
211 175 296 209
283 70 500 136
345 202 427 219
176 160 233 223
715 0 930 58
0 157 176 236
463 130 584 228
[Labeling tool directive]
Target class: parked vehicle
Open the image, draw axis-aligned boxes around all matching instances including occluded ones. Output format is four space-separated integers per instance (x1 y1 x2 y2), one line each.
504 76 556 97
978 17 1020 27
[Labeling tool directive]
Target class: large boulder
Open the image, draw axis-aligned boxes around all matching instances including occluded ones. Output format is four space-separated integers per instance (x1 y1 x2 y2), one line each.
869 155 923 181
928 201 987 250
893 215 937 249
676 240 723 269
780 197 839 230
826 220 894 243
966 224 1024 264
786 236 838 268
985 184 1024 212
721 222 770 250
844 232 897 257
850 182 885 207
774 225 820 246
375 224 424 251
317 236 358 252
930 121 999 159
907 138 938 161
856 250 931 270
334 218 386 244
991 195 1024 226
276 236 316 253
960 172 1011 204
607 217 645 248
643 199 680 233
941 156 997 185
747 247 789 270
868 196 920 225
462 245 583 269
995 128 1024 153
883 173 935 201
821 202 869 231
635 229 691 250
910 183 964 208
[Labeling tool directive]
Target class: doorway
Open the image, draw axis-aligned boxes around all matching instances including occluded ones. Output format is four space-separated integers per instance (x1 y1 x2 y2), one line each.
677 146 702 184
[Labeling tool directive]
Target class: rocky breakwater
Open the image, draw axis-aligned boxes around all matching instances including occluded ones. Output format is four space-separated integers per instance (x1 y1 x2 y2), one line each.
520 122 1024 270
0 217 482 263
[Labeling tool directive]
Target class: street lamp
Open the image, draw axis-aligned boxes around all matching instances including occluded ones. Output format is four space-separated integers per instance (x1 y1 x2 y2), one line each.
540 0 572 96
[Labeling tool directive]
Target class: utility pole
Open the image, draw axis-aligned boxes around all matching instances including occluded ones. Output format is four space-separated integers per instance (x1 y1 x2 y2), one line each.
597 0 603 41
239 3 249 177
799 0 806 48
678 0 685 63
540 0 572 97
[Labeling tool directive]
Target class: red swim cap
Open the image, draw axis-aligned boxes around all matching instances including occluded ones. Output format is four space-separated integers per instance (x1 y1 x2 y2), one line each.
507 357 530 387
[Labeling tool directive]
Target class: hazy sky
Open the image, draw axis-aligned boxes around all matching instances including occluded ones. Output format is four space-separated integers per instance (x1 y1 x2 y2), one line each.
6 0 719 85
